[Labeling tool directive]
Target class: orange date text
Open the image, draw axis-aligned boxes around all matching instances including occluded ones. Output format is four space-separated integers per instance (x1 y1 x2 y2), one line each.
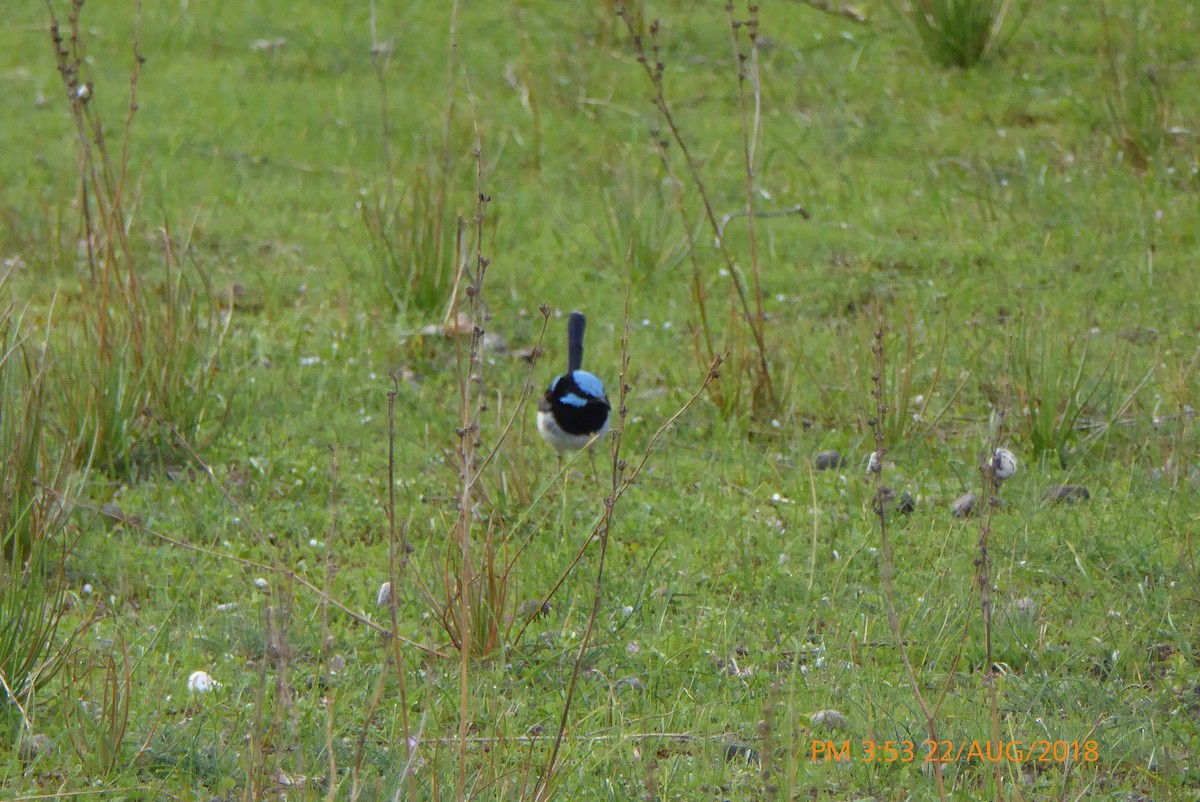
810 739 1099 764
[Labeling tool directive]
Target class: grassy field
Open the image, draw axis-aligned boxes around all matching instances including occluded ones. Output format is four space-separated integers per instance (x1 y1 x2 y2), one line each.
2 0 1198 799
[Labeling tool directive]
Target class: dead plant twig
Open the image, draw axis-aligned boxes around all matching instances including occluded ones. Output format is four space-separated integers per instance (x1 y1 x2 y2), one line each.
976 412 1006 798
617 5 784 413
867 316 946 801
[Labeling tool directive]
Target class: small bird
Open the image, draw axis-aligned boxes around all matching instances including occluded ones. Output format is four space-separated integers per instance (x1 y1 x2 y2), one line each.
537 312 610 453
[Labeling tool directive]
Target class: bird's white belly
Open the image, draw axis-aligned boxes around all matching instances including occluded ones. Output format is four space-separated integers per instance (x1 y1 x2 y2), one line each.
537 411 609 453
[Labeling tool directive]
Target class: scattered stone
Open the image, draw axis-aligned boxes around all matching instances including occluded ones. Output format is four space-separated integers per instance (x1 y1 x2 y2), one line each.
376 581 392 607
952 493 977 518
989 448 1018 482
17 733 51 763
809 709 849 733
329 654 346 673
217 283 265 313
815 450 842 470
305 674 331 691
249 37 288 52
187 670 219 693
517 598 551 620
614 675 644 693
1009 596 1038 618
875 487 917 515
270 769 310 789
482 331 508 354
723 741 759 763
1044 485 1090 504
952 493 1004 518
1118 326 1159 345
416 313 507 352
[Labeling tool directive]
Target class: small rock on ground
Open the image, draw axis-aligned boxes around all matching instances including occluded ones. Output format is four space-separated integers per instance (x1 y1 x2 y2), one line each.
952 492 1003 518
1044 485 1090 504
815 450 842 470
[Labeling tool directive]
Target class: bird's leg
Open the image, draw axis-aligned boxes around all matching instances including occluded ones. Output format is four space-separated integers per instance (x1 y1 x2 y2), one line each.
587 442 599 484
560 453 571 541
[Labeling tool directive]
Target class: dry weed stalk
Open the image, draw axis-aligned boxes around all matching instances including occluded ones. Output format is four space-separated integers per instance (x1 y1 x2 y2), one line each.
867 316 946 801
321 447 341 802
48 1 228 477
451 149 493 797
976 413 1006 798
759 682 780 801
617 4 784 415
728 2 767 400
62 631 132 778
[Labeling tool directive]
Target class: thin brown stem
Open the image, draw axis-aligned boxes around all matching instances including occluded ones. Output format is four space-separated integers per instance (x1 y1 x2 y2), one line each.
728 2 766 342
384 383 415 800
322 447 339 802
977 412 1007 799
868 315 946 801
617 5 778 410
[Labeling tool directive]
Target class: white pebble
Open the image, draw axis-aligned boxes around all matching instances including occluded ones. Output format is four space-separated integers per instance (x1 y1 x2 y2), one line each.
187 670 218 693
990 448 1018 481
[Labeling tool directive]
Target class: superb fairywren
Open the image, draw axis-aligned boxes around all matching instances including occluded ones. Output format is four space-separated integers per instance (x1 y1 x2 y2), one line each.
537 312 611 453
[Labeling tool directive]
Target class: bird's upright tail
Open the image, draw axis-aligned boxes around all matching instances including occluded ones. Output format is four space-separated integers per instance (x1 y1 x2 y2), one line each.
567 311 586 373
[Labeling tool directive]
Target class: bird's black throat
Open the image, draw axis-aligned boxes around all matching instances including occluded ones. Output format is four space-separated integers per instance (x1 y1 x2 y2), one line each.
540 373 610 436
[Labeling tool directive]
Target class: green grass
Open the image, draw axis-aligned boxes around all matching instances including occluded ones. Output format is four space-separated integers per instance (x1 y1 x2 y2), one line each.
2 0 1199 799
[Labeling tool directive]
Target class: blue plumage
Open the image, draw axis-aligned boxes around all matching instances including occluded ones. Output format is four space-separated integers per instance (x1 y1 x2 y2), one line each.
537 313 610 453
571 370 605 400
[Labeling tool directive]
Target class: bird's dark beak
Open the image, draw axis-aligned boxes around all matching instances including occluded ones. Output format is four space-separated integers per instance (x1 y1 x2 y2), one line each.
537 395 553 412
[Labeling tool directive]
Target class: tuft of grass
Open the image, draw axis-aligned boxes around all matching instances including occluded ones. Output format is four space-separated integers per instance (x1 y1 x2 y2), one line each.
0 299 76 565
1099 3 1173 168
359 160 459 317
61 633 133 778
866 316 947 800
598 178 688 287
1014 323 1150 469
0 545 71 718
0 282 87 720
617 5 783 419
870 311 961 450
47 2 229 478
896 0 1023 68
359 0 461 319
